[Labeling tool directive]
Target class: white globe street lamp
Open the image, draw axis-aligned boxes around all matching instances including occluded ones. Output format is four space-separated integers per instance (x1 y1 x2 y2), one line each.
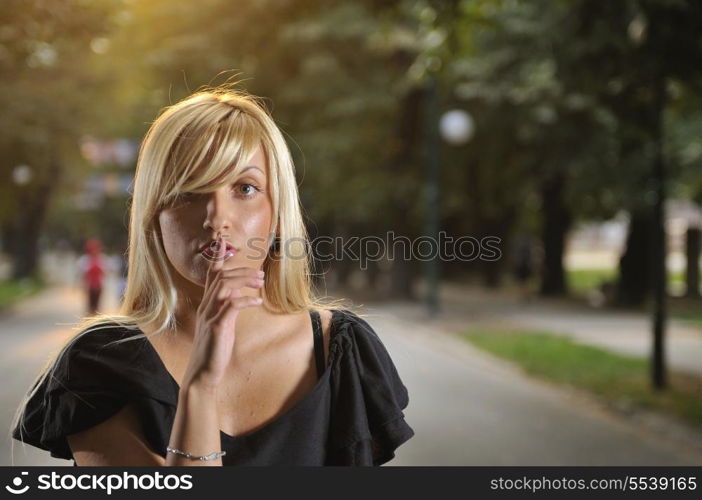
13 165 33 186
440 109 475 145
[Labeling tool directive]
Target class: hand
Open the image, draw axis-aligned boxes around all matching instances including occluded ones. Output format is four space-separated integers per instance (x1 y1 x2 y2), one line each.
182 234 265 391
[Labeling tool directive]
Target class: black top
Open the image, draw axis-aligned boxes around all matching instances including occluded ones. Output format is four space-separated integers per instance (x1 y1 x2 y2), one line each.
12 309 414 466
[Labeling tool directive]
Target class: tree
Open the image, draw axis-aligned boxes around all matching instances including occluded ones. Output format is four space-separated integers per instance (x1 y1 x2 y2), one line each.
0 0 119 278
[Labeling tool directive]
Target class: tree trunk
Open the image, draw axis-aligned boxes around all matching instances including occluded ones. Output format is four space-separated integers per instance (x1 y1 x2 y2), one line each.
1 222 13 256
390 257 417 299
685 227 700 298
11 152 60 280
616 210 653 306
539 174 570 296
479 217 513 288
365 258 380 290
334 257 354 289
11 188 50 280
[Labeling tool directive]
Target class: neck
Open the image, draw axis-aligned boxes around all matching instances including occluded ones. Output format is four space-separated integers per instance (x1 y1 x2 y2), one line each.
169 270 267 344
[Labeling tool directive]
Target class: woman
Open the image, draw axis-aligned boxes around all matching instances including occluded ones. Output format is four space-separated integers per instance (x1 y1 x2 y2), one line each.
11 87 414 466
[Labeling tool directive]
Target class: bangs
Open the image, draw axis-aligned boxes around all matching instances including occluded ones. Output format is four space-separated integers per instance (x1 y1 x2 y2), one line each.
161 108 266 205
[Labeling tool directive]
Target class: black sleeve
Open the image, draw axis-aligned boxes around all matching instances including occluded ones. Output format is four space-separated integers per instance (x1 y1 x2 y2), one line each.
12 323 177 461
327 310 415 465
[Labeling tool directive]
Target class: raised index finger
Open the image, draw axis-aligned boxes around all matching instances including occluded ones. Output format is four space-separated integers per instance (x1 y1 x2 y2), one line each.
205 233 227 290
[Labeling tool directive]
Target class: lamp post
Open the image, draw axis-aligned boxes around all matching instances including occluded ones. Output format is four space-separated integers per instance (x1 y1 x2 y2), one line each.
423 76 441 317
628 12 667 390
423 76 475 316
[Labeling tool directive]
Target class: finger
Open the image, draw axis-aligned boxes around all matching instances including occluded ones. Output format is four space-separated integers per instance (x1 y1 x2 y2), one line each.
217 267 266 279
214 276 265 300
200 272 223 313
206 267 264 302
202 235 228 309
212 233 227 271
205 234 227 290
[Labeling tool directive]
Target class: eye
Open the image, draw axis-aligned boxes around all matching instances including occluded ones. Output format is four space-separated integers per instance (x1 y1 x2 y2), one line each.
234 183 262 199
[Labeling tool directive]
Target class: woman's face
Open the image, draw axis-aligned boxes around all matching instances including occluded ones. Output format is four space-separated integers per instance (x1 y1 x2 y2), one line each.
158 144 273 291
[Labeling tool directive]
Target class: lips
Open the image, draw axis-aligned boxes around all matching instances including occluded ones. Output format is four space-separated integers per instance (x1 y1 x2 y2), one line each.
199 239 237 261
200 240 234 252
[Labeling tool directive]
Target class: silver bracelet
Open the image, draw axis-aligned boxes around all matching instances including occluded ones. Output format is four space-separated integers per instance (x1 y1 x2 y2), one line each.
167 446 226 461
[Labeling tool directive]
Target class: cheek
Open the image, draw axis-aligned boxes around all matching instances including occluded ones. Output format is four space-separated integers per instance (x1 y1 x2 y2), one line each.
239 202 273 257
158 211 192 261
242 207 271 234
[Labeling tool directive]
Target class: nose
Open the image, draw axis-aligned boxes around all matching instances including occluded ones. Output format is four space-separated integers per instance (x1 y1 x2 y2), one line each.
202 187 234 236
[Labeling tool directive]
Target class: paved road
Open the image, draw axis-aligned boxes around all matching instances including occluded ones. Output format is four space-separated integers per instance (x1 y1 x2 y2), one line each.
2 278 124 466
368 303 702 465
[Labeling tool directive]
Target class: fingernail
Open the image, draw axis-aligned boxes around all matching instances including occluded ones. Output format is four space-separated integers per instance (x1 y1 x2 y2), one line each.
257 270 265 277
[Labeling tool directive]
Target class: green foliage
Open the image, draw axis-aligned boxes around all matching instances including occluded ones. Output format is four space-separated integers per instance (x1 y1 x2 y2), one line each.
3 0 702 286
0 276 45 309
104 0 427 232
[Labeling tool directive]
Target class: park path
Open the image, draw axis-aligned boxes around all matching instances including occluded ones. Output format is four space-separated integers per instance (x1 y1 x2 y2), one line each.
362 302 702 465
428 282 702 377
1 250 124 466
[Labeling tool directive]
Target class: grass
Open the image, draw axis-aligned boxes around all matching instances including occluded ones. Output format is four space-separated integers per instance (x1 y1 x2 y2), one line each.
672 310 702 328
566 269 617 294
462 328 702 429
566 268 685 294
0 276 45 310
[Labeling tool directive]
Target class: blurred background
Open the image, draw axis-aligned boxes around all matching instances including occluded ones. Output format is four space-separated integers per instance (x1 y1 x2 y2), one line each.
2 0 702 465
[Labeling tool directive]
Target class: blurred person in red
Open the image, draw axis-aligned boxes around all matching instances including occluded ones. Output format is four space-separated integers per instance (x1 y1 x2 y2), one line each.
77 238 106 315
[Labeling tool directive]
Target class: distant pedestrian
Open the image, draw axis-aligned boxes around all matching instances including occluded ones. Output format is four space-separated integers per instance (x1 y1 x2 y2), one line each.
77 239 106 315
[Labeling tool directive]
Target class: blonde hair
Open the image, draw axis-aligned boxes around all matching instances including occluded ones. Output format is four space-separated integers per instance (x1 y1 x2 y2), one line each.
10 84 357 462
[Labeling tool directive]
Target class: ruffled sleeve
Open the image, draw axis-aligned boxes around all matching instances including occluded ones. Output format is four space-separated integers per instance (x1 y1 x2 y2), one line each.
12 323 178 461
326 309 415 465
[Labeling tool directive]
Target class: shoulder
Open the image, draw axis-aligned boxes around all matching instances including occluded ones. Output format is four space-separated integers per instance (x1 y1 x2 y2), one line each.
59 321 146 370
328 308 407 401
323 308 415 465
312 308 379 351
329 308 383 345
12 321 177 461
69 321 140 347
50 321 173 402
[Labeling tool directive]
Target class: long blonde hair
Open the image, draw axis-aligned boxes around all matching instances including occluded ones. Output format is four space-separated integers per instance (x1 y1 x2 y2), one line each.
10 85 355 461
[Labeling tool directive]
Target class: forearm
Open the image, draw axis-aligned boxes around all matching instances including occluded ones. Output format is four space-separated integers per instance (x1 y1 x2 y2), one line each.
165 382 223 466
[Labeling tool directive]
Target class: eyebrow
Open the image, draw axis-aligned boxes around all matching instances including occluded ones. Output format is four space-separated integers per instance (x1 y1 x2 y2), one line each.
237 165 264 176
